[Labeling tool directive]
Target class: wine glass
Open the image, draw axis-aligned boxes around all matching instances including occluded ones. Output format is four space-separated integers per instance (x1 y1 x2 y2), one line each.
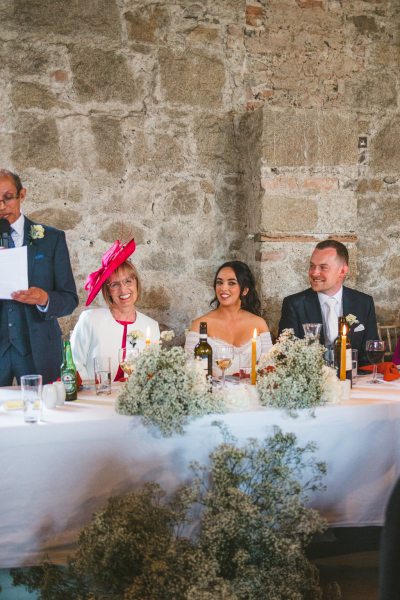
118 347 139 379
215 346 234 388
366 340 385 384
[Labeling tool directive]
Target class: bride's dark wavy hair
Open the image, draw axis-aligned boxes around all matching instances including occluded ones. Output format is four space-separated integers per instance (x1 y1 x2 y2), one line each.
211 260 262 316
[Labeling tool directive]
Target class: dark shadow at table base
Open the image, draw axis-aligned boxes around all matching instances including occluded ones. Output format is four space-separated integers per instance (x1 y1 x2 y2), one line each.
308 526 382 558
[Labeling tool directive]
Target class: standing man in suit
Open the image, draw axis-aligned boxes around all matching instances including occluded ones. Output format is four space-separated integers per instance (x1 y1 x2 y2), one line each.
278 239 378 366
0 169 78 385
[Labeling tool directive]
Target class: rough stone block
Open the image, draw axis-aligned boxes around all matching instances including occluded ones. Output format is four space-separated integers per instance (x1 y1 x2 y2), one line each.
356 179 383 193
2 44 57 77
344 76 396 110
100 222 145 246
246 4 264 27
350 15 378 34
261 196 318 232
70 46 140 104
125 6 168 43
14 0 121 38
170 182 198 215
369 42 400 68
12 114 63 171
186 25 220 44
11 82 56 110
159 48 225 108
194 114 238 172
28 208 81 230
91 116 124 174
370 116 400 172
261 176 338 191
262 108 361 166
140 285 171 310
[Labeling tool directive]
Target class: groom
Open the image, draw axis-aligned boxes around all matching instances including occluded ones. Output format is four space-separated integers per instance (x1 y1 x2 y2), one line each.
278 239 378 366
0 169 78 385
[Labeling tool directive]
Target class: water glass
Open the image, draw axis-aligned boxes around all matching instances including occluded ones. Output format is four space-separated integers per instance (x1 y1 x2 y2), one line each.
303 323 322 340
94 356 111 395
352 349 358 383
21 374 42 423
239 353 251 381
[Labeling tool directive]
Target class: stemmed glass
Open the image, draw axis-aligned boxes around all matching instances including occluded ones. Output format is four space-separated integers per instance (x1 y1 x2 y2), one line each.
366 340 385 384
215 346 234 388
118 347 139 379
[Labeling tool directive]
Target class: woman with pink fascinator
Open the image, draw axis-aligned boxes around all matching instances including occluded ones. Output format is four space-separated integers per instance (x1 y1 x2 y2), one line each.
70 239 160 382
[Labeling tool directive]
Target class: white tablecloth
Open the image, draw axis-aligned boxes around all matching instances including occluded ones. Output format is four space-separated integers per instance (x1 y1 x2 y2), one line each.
0 377 399 567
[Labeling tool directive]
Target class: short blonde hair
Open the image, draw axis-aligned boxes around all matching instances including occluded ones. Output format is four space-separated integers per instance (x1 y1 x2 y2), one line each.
101 260 142 308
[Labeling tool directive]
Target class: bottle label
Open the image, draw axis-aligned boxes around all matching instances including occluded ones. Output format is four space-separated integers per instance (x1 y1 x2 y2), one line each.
346 348 352 370
197 356 209 374
62 373 76 393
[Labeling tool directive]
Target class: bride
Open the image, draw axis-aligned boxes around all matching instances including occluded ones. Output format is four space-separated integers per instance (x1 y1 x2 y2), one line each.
185 261 272 375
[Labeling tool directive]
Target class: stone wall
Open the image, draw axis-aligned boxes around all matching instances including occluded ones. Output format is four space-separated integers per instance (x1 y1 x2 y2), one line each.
0 0 399 338
243 0 400 333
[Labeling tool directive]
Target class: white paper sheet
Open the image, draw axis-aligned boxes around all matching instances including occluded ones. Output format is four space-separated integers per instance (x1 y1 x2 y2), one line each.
0 246 28 299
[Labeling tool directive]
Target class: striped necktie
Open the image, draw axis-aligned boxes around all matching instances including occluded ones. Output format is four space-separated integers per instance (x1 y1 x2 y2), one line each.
8 228 15 248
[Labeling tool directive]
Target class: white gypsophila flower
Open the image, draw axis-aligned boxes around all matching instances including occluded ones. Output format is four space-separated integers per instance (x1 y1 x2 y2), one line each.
320 365 341 405
257 329 328 413
345 313 359 327
160 330 175 342
116 344 224 436
30 224 45 241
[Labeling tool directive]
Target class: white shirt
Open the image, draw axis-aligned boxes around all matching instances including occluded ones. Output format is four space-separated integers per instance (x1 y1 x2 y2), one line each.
10 213 48 311
318 288 343 344
9 213 24 247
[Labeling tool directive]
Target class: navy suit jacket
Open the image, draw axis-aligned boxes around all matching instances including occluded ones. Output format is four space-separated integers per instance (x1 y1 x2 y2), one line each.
1 217 78 382
278 286 378 366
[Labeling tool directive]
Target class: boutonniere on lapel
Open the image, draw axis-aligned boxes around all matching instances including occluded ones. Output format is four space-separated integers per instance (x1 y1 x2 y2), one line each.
345 314 359 329
29 224 45 245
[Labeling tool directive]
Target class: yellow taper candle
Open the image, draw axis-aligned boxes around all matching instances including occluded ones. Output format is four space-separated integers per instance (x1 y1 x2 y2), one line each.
251 328 257 385
340 324 347 381
145 326 151 346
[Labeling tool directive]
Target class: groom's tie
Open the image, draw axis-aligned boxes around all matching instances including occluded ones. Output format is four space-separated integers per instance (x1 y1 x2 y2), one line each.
325 297 338 344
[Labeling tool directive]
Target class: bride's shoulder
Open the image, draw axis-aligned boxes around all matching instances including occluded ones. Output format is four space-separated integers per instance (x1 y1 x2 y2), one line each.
241 311 269 333
189 310 217 332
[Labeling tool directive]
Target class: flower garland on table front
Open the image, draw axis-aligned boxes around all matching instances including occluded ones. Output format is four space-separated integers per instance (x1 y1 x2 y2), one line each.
257 329 341 413
116 343 224 436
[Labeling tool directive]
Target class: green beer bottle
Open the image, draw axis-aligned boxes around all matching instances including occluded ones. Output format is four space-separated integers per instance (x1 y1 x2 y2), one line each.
61 341 77 401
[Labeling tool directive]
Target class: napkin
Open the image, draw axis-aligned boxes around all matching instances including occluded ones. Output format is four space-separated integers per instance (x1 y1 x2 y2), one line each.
359 362 400 382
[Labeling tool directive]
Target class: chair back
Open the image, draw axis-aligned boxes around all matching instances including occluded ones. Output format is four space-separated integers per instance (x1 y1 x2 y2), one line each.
378 323 400 358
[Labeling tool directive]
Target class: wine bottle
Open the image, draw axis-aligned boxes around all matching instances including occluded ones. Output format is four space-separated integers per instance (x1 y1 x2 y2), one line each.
334 317 352 385
194 322 213 379
61 340 78 401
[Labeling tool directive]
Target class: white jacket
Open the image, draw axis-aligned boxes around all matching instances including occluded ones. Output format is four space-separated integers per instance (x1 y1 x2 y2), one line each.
71 307 160 380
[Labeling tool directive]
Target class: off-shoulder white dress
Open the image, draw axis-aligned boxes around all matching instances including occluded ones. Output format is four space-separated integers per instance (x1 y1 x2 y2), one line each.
185 331 273 376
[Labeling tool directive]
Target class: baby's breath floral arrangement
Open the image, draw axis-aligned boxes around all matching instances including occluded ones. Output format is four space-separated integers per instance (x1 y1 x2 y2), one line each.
12 427 334 599
116 344 224 436
257 329 339 412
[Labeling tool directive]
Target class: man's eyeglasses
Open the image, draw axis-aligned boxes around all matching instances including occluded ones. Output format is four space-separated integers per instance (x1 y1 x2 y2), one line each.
107 277 136 291
0 194 19 205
